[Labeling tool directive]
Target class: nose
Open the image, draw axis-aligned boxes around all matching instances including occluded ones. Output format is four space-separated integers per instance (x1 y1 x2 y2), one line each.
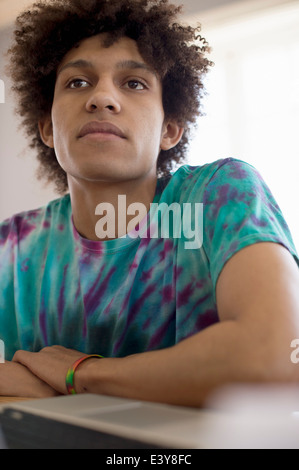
85 80 121 114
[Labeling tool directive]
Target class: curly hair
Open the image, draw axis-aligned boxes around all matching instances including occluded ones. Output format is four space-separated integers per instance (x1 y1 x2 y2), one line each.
7 0 212 194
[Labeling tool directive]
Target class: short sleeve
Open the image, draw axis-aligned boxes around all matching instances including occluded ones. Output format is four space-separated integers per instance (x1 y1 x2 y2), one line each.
202 158 299 292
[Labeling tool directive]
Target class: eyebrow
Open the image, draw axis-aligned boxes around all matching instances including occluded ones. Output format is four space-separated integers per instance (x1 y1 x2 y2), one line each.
57 59 158 78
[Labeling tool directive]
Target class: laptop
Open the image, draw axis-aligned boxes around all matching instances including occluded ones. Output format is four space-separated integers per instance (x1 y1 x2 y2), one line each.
0 393 220 449
1 385 299 449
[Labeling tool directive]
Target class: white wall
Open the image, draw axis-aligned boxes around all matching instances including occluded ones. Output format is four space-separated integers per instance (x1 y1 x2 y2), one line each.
185 0 299 250
0 25 58 220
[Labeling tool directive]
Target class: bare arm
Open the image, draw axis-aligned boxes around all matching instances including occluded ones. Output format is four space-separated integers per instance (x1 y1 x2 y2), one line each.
0 361 59 398
13 243 299 406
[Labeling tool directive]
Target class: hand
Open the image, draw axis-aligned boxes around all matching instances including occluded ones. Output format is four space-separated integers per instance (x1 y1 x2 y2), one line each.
12 346 87 395
0 361 59 398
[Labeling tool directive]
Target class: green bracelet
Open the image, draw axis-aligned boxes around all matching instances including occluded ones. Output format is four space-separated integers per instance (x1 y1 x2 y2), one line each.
66 354 104 395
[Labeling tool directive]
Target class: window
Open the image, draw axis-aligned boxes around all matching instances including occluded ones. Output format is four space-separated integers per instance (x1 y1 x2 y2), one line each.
186 1 299 250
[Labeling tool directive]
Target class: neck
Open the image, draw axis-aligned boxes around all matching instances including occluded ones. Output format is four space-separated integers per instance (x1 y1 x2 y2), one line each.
69 173 158 241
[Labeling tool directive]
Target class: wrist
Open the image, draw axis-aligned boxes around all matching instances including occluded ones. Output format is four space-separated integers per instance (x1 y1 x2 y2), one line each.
74 356 106 394
66 355 104 395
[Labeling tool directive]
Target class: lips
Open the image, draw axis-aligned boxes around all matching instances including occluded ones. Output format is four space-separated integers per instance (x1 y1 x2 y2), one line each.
78 121 126 139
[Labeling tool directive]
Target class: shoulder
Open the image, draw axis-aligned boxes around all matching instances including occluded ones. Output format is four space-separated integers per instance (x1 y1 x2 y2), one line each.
160 158 260 202
0 195 71 245
175 157 261 183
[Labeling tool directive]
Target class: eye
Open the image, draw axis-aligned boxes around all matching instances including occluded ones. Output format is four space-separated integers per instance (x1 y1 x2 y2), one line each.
68 78 90 89
124 80 147 90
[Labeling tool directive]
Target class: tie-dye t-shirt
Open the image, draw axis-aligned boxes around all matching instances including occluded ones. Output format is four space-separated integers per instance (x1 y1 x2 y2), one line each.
0 158 298 360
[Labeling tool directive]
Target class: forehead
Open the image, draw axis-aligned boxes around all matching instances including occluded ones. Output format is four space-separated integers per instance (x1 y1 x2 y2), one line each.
58 34 147 72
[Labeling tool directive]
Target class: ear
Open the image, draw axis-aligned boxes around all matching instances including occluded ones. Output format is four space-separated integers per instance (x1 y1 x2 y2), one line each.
38 115 54 148
160 121 184 151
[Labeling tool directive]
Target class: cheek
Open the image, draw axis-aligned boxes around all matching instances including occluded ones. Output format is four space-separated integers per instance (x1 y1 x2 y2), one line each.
138 106 165 145
51 106 72 159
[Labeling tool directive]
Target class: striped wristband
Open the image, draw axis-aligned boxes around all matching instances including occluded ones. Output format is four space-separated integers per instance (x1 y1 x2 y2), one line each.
66 354 104 395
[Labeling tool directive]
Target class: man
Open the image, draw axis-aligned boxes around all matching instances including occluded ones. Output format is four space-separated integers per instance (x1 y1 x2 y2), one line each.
0 0 299 406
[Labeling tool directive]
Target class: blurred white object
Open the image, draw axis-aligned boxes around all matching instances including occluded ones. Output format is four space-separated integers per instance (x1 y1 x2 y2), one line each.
204 384 299 448
0 340 4 364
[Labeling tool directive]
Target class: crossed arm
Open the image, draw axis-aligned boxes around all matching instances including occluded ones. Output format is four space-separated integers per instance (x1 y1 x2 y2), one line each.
1 242 299 406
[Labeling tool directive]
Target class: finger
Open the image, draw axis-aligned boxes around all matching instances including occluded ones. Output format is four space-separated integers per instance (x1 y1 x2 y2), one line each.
12 349 36 365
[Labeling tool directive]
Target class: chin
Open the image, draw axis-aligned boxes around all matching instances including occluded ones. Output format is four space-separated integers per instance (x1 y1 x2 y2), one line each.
63 153 156 184
67 166 140 184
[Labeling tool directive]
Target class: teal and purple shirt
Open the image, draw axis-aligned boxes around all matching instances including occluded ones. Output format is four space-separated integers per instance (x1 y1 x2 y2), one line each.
0 158 298 360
